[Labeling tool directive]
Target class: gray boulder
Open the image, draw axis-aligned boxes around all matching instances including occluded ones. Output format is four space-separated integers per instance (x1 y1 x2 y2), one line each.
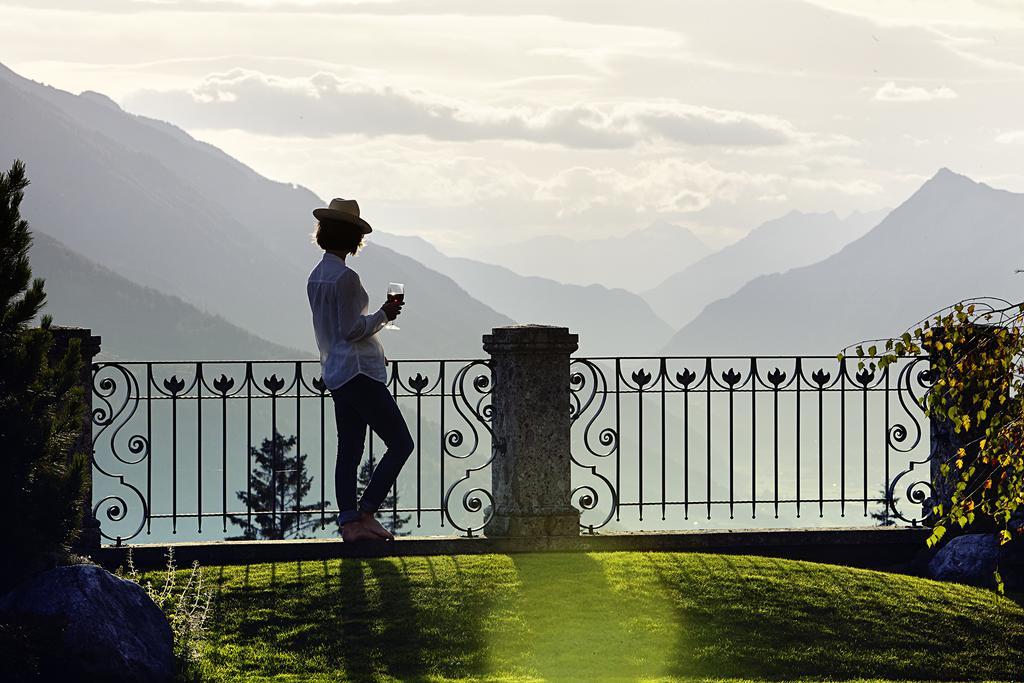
928 533 1024 591
0 564 173 683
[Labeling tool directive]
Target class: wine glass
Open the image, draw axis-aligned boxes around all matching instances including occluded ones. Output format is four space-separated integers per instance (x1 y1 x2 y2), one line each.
384 282 404 330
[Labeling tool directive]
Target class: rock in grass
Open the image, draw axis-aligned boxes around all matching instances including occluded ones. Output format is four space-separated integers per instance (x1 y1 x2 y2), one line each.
0 564 173 683
928 533 1024 591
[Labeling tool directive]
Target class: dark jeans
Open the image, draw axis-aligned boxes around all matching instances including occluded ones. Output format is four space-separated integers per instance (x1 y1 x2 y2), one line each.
330 373 414 527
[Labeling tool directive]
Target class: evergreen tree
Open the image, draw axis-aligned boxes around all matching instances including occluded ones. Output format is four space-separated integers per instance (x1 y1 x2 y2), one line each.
228 429 324 539
870 487 900 527
0 160 87 588
358 455 411 536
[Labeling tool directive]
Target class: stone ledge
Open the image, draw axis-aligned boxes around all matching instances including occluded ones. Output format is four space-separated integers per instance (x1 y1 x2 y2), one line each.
92 526 930 572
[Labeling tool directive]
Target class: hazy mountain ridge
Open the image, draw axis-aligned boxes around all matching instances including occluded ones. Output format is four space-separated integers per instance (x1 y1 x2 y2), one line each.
0 62 512 358
645 208 887 329
461 218 712 291
10 65 322 258
30 231 306 361
371 231 674 354
664 169 1024 355
30 75 330 271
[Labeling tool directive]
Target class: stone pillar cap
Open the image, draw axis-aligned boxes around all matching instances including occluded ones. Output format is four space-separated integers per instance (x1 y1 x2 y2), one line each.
48 326 102 355
483 325 578 354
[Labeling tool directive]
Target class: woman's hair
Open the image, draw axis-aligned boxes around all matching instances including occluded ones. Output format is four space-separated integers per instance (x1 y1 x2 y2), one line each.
312 219 365 256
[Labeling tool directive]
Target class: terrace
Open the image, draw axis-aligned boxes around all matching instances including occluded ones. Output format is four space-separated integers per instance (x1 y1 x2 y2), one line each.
60 325 940 570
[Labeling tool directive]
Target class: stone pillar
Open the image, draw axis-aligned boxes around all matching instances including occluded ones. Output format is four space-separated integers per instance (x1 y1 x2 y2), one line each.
48 326 102 552
482 325 581 537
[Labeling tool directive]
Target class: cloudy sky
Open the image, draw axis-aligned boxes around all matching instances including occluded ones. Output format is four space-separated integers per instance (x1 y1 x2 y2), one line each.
3 0 1024 253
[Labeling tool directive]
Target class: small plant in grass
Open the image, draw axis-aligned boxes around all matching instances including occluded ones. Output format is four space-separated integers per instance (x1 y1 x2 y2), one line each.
118 548 213 682
842 297 1024 590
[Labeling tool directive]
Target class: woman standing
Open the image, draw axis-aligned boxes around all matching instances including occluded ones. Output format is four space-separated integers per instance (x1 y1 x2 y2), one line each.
307 198 413 543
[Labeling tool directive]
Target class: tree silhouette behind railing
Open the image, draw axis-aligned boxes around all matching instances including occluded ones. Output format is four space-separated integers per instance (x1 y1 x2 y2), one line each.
870 487 900 527
229 429 412 539
228 430 322 540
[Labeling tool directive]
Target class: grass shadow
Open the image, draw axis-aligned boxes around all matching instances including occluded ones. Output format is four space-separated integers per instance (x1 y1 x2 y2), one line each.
198 554 512 681
649 552 1024 681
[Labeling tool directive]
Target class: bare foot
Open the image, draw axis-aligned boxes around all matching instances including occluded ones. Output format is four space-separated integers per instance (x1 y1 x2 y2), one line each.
359 511 396 541
341 520 380 543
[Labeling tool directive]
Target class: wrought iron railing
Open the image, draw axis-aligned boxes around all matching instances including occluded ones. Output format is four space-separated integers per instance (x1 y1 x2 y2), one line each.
91 360 493 545
91 355 934 545
568 356 933 533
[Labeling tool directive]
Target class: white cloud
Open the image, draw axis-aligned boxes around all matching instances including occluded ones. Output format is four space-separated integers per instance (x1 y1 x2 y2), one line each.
2 0 400 7
533 160 772 217
124 69 803 149
529 160 882 228
995 130 1024 144
790 178 884 196
873 81 959 102
805 0 1024 29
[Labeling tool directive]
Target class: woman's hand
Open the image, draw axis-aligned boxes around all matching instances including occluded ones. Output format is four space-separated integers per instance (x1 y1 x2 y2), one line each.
381 298 404 321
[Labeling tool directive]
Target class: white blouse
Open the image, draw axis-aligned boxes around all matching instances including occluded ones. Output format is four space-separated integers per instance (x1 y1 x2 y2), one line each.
307 252 389 390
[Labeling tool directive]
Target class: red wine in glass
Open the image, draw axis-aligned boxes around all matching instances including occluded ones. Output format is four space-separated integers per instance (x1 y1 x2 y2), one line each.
385 282 404 329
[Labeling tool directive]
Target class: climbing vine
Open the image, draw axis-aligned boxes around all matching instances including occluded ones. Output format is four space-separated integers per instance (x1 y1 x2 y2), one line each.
841 298 1024 590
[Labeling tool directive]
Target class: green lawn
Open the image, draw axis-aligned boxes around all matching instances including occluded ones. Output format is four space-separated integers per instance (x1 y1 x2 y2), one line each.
162 552 1024 682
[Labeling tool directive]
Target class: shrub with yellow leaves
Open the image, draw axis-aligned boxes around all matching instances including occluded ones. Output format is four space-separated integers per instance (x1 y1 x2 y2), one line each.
841 298 1024 590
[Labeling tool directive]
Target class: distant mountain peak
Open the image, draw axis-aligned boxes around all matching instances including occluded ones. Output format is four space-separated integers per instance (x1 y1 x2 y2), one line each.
647 217 681 231
777 208 837 221
644 206 883 328
80 91 122 111
754 209 841 236
927 167 977 187
639 218 708 245
903 168 992 205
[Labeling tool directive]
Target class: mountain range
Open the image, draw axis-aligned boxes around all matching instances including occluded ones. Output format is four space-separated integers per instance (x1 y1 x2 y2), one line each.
644 209 887 329
4 60 1016 365
664 169 1024 355
29 231 304 360
462 218 711 291
371 232 674 354
0 62 513 359
0 61 681 359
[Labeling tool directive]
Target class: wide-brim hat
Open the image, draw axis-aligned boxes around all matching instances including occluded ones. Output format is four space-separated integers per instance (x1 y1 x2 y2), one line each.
313 198 373 234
